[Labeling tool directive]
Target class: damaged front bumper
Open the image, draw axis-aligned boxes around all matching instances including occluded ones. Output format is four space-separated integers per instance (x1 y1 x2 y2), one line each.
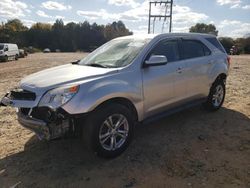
1 90 74 140
17 107 73 140
17 110 50 140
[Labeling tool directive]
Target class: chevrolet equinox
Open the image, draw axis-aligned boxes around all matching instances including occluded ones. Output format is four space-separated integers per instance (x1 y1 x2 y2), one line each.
1 33 229 158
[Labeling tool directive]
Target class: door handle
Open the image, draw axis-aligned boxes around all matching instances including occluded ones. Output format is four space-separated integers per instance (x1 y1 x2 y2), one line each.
176 67 182 73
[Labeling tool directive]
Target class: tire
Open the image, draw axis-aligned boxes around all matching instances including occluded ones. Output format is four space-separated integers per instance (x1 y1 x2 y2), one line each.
204 79 225 111
15 54 18 60
82 103 134 158
3 56 8 62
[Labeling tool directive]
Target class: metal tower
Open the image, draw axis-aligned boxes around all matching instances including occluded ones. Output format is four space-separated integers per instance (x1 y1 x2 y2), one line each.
148 0 173 34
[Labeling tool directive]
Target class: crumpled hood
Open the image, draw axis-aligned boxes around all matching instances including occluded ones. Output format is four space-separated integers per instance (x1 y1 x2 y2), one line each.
20 64 118 90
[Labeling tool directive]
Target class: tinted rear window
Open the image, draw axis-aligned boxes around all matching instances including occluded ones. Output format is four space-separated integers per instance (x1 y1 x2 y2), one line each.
180 40 211 59
205 37 225 53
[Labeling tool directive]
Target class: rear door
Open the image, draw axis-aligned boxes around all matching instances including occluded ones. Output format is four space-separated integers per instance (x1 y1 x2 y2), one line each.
179 38 212 99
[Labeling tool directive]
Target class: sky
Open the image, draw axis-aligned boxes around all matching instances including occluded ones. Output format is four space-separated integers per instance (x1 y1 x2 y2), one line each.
0 0 250 38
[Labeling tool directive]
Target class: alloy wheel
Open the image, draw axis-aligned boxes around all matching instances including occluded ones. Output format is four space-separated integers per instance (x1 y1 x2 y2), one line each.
99 114 129 151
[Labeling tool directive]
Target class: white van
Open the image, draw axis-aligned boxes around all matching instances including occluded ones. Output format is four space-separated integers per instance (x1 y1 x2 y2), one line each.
0 43 19 62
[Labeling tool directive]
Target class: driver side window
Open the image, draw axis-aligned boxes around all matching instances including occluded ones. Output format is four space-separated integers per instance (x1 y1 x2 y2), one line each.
149 40 180 62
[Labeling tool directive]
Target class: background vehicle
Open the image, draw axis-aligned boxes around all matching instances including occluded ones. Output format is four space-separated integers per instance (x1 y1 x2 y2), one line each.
230 45 240 55
0 43 19 62
43 48 51 53
19 49 28 58
0 33 229 158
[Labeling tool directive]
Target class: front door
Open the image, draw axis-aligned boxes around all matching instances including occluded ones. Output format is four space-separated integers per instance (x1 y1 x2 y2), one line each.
142 39 188 118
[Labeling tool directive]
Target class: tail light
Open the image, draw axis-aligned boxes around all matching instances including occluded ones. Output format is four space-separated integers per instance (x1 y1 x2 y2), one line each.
227 56 231 68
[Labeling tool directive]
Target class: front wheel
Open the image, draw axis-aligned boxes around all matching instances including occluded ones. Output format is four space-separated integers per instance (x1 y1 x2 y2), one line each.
204 79 225 111
3 56 8 62
82 103 134 158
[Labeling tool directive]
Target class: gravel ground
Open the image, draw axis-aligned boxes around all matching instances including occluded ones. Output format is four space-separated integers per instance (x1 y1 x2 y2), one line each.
0 53 249 188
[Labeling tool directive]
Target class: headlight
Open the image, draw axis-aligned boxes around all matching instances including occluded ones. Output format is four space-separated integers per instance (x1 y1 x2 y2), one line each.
39 85 79 109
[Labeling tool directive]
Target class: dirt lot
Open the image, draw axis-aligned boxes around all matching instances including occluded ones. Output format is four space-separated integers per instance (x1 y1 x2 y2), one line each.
0 53 249 188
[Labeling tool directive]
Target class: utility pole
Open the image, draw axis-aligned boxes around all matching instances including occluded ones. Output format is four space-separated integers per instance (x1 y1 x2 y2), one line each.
148 0 173 34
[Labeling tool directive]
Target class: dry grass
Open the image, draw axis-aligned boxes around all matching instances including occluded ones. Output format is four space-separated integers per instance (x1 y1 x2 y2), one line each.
0 53 249 188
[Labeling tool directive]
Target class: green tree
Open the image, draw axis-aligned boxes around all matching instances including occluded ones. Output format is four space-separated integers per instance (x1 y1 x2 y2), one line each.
218 37 234 53
234 38 245 54
51 19 65 51
0 19 28 46
27 22 52 49
243 37 250 54
4 19 27 32
64 22 78 51
104 21 132 41
189 23 218 36
0 19 132 52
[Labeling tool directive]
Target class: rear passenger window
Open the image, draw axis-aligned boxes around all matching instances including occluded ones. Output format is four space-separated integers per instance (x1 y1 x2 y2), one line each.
180 40 211 59
205 37 225 53
204 45 211 56
149 40 180 62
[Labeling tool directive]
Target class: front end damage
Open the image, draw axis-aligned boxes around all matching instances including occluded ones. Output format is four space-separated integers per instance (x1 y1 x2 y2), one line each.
1 89 77 140
18 107 73 140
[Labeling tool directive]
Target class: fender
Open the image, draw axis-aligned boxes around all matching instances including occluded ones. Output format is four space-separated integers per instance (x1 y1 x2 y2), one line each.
62 70 144 121
208 56 228 86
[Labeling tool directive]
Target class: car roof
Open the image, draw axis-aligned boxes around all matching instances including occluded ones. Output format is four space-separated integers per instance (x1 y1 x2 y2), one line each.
115 33 216 40
113 34 157 40
0 43 17 45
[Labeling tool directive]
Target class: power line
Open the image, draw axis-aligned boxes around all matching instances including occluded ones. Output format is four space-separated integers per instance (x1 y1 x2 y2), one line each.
148 0 173 34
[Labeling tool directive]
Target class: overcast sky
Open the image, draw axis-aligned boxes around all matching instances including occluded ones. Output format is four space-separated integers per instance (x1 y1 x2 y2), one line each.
0 0 250 38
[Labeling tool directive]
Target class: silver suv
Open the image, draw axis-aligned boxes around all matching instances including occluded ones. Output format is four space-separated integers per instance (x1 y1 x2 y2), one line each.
1 33 229 158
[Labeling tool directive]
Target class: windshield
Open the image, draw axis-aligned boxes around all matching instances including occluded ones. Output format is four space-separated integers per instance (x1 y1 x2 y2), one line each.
0 45 4 50
79 38 149 68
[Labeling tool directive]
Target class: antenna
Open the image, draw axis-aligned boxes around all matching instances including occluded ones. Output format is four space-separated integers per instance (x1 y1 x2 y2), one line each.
148 0 173 34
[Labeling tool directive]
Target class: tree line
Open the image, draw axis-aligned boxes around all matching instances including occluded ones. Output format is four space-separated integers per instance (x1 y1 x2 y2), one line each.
0 20 249 54
0 19 132 52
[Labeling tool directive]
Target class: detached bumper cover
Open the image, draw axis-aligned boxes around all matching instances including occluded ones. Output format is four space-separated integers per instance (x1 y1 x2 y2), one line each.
17 111 51 140
17 108 72 140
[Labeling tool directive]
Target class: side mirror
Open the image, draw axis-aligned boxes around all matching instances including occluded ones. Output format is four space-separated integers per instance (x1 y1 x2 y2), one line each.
4 48 8 52
145 55 168 67
71 59 80 64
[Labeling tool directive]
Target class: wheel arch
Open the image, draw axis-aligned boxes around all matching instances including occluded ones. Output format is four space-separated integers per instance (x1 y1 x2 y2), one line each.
93 97 139 122
213 73 227 84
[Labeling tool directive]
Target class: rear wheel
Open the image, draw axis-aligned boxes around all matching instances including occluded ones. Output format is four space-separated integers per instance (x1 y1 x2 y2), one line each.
204 79 225 111
82 103 134 158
